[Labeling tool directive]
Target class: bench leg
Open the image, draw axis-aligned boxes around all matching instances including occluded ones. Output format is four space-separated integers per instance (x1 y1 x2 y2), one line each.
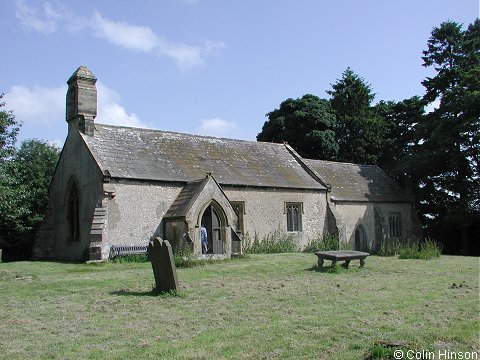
342 260 350 268
317 258 324 268
331 260 337 267
360 258 366 267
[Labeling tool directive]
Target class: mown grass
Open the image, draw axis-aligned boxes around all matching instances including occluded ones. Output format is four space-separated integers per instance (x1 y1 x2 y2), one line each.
0 254 478 359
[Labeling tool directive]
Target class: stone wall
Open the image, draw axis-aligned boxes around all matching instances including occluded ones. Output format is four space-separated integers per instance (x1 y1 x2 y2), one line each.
223 187 327 249
33 130 103 260
102 182 328 256
332 201 416 251
105 180 183 251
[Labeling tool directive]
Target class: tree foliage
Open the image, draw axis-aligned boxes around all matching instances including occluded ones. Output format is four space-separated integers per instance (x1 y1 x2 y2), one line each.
0 136 59 259
0 93 21 162
395 20 480 253
327 68 387 164
375 96 426 175
257 94 338 159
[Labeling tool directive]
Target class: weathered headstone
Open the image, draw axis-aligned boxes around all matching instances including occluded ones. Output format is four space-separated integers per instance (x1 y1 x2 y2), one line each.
148 237 179 293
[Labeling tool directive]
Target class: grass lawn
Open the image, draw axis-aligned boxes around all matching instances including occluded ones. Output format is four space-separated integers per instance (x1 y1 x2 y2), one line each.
0 254 478 359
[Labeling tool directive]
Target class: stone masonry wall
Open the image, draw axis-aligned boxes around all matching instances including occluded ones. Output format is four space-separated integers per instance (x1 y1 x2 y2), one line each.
333 201 415 251
33 130 103 260
104 183 327 253
105 181 183 250
223 187 327 249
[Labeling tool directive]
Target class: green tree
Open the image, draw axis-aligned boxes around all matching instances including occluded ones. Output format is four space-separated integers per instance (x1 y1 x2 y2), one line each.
0 140 59 259
375 96 426 175
400 20 480 254
327 68 387 164
0 93 21 162
257 94 338 159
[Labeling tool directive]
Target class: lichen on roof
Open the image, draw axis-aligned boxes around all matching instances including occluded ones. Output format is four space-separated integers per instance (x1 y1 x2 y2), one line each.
81 124 325 190
304 159 412 202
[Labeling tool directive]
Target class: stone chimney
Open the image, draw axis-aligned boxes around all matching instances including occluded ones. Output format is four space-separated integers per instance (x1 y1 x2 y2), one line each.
66 66 97 136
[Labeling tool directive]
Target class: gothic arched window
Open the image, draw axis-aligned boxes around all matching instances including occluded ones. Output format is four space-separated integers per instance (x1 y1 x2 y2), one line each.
66 182 80 242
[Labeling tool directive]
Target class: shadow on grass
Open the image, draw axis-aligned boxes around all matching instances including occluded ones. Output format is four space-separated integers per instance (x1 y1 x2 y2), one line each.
306 264 364 273
110 288 184 298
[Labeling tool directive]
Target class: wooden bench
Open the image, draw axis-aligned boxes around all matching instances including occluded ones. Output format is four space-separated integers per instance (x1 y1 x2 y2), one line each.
109 245 148 259
314 250 370 268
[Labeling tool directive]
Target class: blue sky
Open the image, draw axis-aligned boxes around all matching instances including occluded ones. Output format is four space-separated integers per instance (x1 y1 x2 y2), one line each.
1 0 477 146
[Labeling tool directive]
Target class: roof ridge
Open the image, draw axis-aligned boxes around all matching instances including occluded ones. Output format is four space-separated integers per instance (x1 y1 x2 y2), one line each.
95 122 287 147
305 158 379 168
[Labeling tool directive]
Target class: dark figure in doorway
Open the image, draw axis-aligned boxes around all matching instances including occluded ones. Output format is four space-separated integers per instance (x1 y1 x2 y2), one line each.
201 225 208 254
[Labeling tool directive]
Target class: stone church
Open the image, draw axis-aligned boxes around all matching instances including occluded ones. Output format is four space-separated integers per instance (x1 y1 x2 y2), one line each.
33 66 421 261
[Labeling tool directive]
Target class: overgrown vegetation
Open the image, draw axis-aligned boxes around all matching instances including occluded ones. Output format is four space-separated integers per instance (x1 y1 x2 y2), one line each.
0 254 477 359
377 239 402 257
398 238 442 260
302 232 350 252
377 238 442 260
242 229 299 254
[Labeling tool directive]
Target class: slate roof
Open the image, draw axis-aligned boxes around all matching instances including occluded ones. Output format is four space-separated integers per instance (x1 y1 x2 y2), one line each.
81 124 324 190
303 159 413 202
164 177 209 219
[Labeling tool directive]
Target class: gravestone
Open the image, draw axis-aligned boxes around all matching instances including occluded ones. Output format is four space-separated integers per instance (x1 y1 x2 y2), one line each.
148 237 179 292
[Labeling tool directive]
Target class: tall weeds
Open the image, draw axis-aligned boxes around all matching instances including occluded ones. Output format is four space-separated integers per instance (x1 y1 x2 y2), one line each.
377 237 442 260
302 232 349 252
242 229 299 254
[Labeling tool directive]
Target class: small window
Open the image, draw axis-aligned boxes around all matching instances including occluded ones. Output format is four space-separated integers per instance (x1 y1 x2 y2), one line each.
231 201 245 235
389 213 402 238
286 202 303 232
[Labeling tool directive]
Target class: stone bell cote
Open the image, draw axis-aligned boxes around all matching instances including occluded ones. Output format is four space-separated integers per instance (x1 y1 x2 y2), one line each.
66 66 97 136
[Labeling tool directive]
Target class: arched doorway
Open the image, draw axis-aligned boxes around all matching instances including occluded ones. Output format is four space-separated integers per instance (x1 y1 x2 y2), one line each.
201 204 223 254
354 225 368 252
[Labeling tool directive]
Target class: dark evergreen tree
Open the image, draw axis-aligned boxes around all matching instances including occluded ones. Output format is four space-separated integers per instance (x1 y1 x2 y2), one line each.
257 94 338 160
375 96 426 175
327 68 387 164
400 20 480 254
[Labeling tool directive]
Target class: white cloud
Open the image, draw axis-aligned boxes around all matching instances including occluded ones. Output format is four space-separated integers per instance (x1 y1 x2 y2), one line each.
158 39 225 71
4 84 66 125
14 0 68 34
90 12 224 70
14 1 224 70
196 118 239 138
96 82 149 128
4 82 148 138
90 12 158 52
